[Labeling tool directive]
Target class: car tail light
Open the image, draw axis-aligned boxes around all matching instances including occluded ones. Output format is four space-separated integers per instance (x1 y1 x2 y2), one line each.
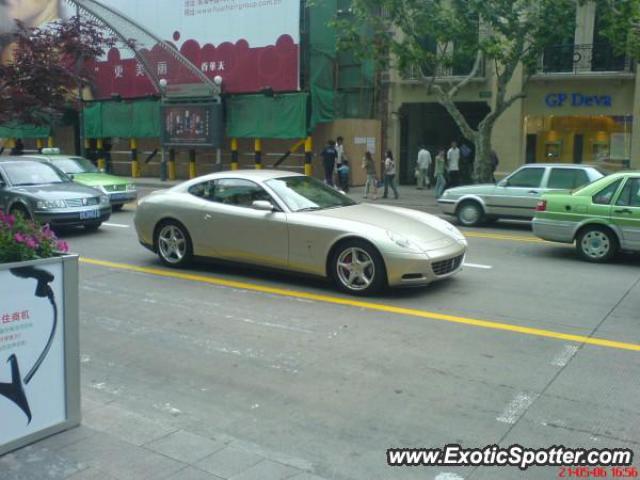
535 200 547 212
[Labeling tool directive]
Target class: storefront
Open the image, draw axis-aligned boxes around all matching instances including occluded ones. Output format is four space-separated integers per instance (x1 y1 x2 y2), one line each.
523 81 635 170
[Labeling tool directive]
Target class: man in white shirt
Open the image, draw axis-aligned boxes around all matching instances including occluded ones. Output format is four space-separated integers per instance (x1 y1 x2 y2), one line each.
447 141 461 187
416 145 432 190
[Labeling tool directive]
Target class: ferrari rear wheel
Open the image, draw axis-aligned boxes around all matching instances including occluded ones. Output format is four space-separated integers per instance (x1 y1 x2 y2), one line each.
156 220 193 267
331 240 386 295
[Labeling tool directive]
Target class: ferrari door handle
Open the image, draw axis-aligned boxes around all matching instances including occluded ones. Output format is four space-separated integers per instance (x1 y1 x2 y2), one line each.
528 190 539 195
614 208 632 214
204 214 213 220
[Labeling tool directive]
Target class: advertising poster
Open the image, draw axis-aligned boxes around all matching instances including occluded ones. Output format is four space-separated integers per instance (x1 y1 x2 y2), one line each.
162 103 224 147
0 264 66 447
1 1 300 97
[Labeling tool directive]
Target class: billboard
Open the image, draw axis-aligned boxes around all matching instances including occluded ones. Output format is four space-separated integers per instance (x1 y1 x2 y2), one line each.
94 0 301 97
161 103 224 147
0 0 300 97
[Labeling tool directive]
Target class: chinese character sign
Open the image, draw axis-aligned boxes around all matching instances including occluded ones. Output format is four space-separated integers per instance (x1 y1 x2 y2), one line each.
91 0 300 97
0 264 66 447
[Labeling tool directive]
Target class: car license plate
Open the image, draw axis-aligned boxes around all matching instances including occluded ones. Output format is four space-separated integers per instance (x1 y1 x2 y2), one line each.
80 209 99 220
110 193 128 201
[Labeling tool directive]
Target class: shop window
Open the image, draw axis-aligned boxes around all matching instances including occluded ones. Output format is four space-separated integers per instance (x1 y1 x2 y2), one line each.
506 167 545 188
525 115 632 167
548 168 590 189
593 179 622 205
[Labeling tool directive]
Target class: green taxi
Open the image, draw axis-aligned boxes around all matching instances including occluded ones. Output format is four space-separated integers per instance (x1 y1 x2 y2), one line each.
26 150 137 211
533 171 640 262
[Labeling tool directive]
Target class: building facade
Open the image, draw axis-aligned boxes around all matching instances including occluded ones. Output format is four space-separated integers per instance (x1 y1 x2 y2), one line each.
386 2 639 184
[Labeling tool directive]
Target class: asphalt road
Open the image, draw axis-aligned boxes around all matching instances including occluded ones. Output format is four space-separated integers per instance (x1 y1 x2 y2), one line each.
9 188 639 480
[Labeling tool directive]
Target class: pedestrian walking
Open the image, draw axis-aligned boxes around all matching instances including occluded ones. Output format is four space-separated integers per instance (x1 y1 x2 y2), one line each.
335 136 346 188
415 145 432 189
362 151 378 200
337 159 350 193
383 150 399 199
321 140 338 187
435 148 447 198
490 149 500 183
447 141 461 188
459 142 473 185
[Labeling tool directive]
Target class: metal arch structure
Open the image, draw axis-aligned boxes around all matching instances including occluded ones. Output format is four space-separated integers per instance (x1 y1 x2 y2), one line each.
63 0 220 98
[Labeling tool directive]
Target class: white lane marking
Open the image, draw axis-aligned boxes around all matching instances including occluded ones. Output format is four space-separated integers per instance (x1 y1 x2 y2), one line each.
497 392 537 424
551 345 579 367
103 222 130 228
435 474 464 480
463 263 493 270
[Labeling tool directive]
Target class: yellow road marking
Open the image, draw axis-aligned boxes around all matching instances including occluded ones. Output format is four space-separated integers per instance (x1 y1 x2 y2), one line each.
464 231 547 244
80 257 640 353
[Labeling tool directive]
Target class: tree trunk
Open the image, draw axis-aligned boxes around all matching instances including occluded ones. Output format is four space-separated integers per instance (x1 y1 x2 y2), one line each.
473 125 494 183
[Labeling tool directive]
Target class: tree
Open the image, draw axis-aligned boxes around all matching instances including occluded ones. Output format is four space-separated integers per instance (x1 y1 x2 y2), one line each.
0 17 116 127
334 0 639 182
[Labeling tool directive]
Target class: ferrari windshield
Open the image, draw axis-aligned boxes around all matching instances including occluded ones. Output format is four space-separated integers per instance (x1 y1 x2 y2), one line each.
3 162 69 186
50 157 99 174
266 176 357 212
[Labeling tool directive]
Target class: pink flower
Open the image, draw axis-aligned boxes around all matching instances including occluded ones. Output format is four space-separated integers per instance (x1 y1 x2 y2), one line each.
56 240 69 253
14 233 26 243
25 237 38 249
41 225 55 239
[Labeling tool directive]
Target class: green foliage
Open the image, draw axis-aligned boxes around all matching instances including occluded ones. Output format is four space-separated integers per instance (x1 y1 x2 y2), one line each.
0 211 68 264
335 0 584 81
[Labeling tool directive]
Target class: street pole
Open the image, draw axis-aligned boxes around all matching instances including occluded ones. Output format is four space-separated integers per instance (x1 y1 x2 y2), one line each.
160 147 167 181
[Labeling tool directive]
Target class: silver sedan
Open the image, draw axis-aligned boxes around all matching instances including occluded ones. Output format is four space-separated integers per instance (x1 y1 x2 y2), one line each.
134 170 467 295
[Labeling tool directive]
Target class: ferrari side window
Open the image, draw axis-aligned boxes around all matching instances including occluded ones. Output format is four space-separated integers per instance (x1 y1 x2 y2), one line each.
213 179 273 207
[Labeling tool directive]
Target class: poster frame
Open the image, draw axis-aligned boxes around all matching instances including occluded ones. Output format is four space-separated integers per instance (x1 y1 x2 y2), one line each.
0 255 81 457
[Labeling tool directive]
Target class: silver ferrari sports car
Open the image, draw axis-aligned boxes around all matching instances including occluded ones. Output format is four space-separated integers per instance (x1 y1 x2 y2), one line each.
134 170 467 295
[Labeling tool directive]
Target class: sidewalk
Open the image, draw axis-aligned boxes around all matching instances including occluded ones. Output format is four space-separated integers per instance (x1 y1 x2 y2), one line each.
129 176 441 213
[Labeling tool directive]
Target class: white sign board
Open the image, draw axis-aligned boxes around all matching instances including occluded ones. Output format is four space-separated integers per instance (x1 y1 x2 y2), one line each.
0 263 66 446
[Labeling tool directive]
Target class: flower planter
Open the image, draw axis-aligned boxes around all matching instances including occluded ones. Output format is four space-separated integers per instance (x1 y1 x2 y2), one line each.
0 254 81 456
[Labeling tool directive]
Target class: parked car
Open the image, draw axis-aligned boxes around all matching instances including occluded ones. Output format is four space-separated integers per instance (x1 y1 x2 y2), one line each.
533 171 640 262
0 158 111 230
134 170 467 295
25 150 137 211
438 164 605 226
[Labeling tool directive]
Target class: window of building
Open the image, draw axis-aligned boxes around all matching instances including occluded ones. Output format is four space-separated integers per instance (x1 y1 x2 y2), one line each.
524 115 632 168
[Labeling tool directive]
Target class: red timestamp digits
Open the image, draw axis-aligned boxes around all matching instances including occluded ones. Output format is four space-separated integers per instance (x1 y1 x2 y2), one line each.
558 467 639 478
559 466 609 477
611 467 638 478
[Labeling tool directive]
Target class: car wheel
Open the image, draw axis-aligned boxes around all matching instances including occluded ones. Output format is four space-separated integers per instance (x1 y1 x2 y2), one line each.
155 220 193 268
456 201 484 227
10 205 32 222
112 204 124 212
576 226 618 263
331 239 386 295
84 222 102 232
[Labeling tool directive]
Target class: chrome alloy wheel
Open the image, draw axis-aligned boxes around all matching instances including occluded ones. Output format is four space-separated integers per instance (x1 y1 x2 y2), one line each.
158 224 187 264
580 230 611 260
336 247 376 291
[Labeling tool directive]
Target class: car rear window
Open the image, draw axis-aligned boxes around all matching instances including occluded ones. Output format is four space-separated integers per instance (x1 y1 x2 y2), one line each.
548 168 590 189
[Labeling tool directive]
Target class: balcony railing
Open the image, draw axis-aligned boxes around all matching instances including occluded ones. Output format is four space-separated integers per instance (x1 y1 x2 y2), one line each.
539 44 634 75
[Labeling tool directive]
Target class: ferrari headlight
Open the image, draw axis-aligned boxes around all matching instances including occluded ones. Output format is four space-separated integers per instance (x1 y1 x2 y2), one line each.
126 184 136 192
100 195 110 205
386 231 422 252
37 199 67 209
